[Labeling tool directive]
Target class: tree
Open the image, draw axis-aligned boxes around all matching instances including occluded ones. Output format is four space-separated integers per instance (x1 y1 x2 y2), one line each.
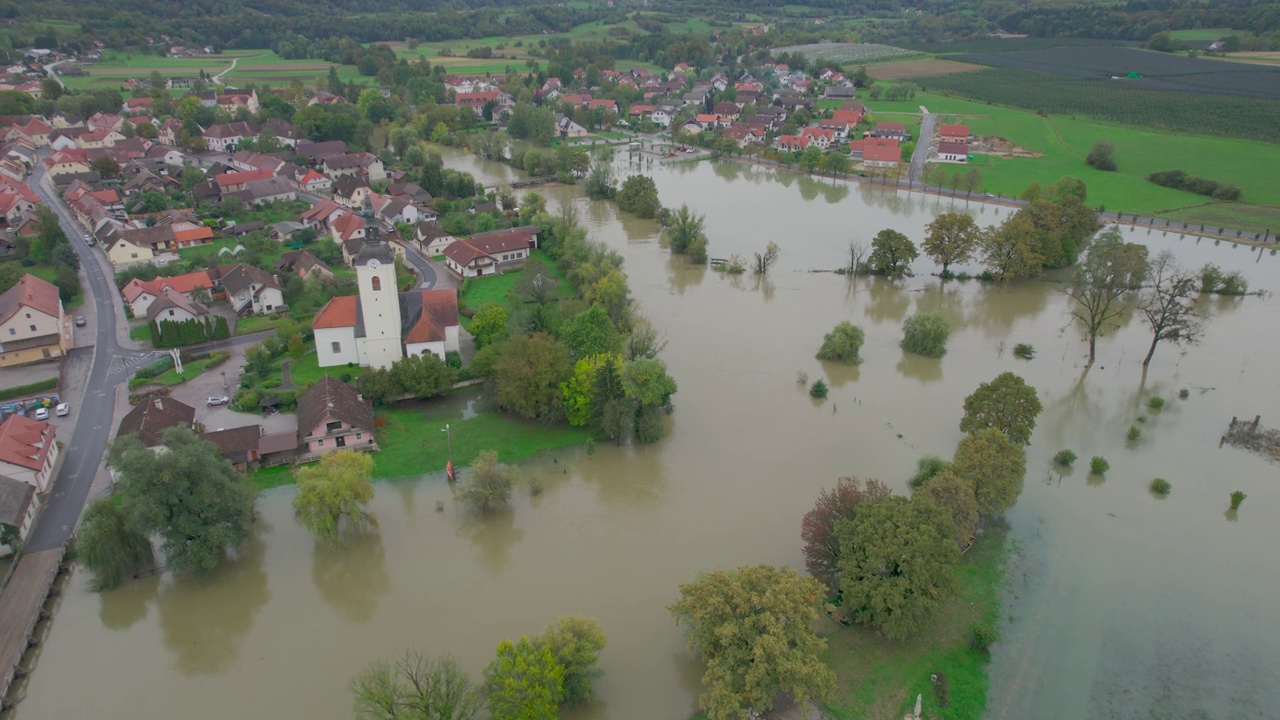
815 321 865 364
469 304 509 349
621 356 678 442
868 228 918 278
981 216 1043 281
292 450 376 540
917 470 979 547
960 372 1043 446
753 241 780 275
77 498 154 590
800 476 891 593
963 168 983 196
668 565 836 719
922 212 980 276
900 311 950 358
560 304 618 358
1086 140 1117 171
821 151 851 175
389 352 457 399
665 203 706 255
483 637 564 720
798 145 823 171
1020 181 1043 202
1148 31 1180 52
1049 175 1087 203
836 496 959 639
535 617 607 706
1138 251 1207 366
584 158 616 200
562 354 610 427
91 154 121 179
351 650 483 720
1068 227 1149 364
493 333 573 420
615 175 661 218
952 428 1026 517
456 450 518 513
107 426 255 576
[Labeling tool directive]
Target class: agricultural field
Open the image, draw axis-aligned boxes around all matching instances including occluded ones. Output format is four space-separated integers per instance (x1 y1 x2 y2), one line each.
917 68 1280 143
867 58 983 81
770 42 920 65
902 36 1138 54
1167 28 1238 41
1204 51 1280 68
955 45 1280 99
62 49 363 90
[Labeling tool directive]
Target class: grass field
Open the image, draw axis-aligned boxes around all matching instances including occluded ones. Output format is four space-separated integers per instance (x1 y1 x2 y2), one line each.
234 314 295 336
458 249 575 327
151 356 218 385
1168 28 1236 41
867 58 984 81
128 324 150 342
821 532 1010 720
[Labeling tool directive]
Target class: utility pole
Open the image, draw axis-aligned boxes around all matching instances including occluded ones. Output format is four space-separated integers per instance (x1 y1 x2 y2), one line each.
443 423 455 482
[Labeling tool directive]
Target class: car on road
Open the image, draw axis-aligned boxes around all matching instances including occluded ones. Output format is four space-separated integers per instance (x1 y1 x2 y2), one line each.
56 402 69 417
34 408 49 420
84 233 96 246
984 193 995 198
74 315 86 326
207 395 230 406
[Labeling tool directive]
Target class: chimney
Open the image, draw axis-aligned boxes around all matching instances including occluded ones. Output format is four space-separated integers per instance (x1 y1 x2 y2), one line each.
153 396 163 410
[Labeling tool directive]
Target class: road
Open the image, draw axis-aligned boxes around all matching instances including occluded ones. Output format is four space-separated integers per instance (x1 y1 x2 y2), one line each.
24 154 162 552
41 60 67 90
909 106 935 186
212 54 255 85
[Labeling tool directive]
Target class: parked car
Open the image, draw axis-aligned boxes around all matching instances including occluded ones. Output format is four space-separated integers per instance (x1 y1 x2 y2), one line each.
56 403 69 417
207 396 230 406
74 315 86 327
34 408 49 420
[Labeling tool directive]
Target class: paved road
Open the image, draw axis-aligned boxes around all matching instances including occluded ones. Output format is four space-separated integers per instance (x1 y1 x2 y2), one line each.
25 155 158 552
909 107 935 186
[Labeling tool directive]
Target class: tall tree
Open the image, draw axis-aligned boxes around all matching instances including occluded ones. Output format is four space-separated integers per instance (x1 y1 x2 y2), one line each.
801 476 891 594
1067 227 1150 365
469 304 509 349
665 203 706 256
493 333 573 420
107 426 256 576
483 637 564 720
981 216 1043 281
868 228 918 278
960 372 1043 446
292 450 376 540
77 498 154 590
922 212 980 276
836 496 959 639
351 650 483 720
668 565 836 720
916 470 979 547
560 304 619 359
535 617 608 706
1138 251 1207 367
456 450 518 513
951 428 1027 517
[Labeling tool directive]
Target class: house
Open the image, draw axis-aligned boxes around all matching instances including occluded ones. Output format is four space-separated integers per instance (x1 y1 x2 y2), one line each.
0 274 66 367
294 140 348 163
442 226 538 279
871 122 908 141
215 168 273 193
0 415 58 493
296 376 376 458
800 127 836 150
831 107 864 127
41 149 90 177
299 199 346 231
276 249 334 280
0 474 39 556
413 222 456 256
329 212 366 247
322 153 386 183
939 124 970 145
333 175 372 210
104 231 155 266
554 114 588 139
587 98 617 112
202 122 258 153
773 135 811 152
262 118 300 147
121 269 215 317
720 126 758 149
198 425 263 471
823 86 858 100
936 141 969 163
862 139 903 169
712 101 740 119
146 286 212 326
116 394 196 447
454 89 500 110
818 118 851 140
241 176 298 206
296 169 331 193
650 107 673 128
214 263 284 316
371 194 419 225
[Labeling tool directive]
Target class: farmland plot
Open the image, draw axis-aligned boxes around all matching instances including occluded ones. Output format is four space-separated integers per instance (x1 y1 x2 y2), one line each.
956 46 1280 99
868 58 983 80
771 42 919 64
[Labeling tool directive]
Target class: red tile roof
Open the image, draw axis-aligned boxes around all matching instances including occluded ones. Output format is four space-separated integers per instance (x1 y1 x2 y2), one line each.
120 270 214 304
0 414 56 471
214 168 273 189
403 289 459 344
0 273 60 324
863 143 903 164
940 124 970 139
312 295 358 329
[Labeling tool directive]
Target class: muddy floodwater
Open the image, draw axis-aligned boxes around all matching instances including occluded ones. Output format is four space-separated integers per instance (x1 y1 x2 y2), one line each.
12 155 1280 720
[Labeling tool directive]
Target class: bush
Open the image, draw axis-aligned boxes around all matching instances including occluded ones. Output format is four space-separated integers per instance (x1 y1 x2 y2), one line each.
1149 478 1171 496
0 377 58 402
445 350 462 369
1013 343 1035 360
133 355 176 380
1147 397 1165 410
909 454 950 489
1127 426 1142 441
900 312 950 358
1090 456 1109 475
1178 388 1190 399
1053 449 1077 467
1085 140 1116 172
1147 169 1241 201
815 321 865 364
971 623 999 651
1230 490 1246 510
809 378 829 398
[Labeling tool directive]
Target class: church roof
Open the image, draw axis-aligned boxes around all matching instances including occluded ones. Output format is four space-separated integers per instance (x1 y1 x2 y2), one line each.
352 238 394 267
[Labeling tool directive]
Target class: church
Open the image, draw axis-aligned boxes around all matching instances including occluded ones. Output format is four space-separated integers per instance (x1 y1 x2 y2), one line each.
311 209 460 370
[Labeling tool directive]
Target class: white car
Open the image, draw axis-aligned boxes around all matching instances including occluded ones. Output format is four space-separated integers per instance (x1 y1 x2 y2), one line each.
207 396 230 406
56 402 69 417
33 407 49 420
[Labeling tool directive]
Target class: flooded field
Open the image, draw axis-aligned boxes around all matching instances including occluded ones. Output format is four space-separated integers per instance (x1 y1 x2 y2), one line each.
10 155 1279 720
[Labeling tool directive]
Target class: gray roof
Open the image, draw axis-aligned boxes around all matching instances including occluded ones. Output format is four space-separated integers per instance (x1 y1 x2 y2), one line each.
351 238 394 268
0 474 34 527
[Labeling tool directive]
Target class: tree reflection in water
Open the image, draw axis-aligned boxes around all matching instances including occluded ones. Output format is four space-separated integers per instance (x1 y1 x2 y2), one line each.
311 531 391 624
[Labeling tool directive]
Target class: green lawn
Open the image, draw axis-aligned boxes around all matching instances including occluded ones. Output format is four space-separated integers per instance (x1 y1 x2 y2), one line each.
1168 28 1236 41
821 532 1010 720
458 249 575 325
235 314 294 336
128 324 150 342
278 349 332 388
151 356 219 385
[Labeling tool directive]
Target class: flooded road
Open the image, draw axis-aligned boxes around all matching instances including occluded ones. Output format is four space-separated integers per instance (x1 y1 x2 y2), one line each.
12 156 1280 720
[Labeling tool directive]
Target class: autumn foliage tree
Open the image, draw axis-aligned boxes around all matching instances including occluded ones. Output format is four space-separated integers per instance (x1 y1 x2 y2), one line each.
800 476 891 594
922 212 980 276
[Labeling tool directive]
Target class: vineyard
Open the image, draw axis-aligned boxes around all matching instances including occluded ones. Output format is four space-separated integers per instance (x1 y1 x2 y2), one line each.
955 46 1280 99
901 37 1139 54
770 42 920 64
917 68 1280 143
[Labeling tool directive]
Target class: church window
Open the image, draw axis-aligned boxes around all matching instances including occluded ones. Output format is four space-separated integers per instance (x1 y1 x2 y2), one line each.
371 276 381 291
332 341 341 353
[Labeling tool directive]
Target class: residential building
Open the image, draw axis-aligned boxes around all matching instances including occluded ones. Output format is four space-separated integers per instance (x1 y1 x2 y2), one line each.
414 222 456 256
202 122 258 153
121 269 215 317
862 139 903 168
0 414 58 492
939 124 971 145
442 226 538 279
0 274 65 367
214 263 284 316
936 141 969 163
146 286 211 326
0 474 39 556
198 425 263 471
116 395 196 447
799 127 836 150
276 250 333 280
871 122 909 141
296 376 376 457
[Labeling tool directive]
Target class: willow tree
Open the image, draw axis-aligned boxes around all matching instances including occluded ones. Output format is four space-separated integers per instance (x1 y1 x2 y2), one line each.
293 450 376 540
78 498 154 590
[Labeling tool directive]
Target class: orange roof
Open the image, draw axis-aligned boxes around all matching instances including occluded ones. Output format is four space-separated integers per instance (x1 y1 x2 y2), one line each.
0 414 56 471
831 110 862 125
331 212 365 241
0 273 61 324
864 143 902 163
312 295 358 329
121 270 214 303
89 189 120 204
940 124 970 138
214 168 273 189
695 113 717 123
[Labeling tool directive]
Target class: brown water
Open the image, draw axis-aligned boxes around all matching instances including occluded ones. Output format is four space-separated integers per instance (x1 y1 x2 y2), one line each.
12 155 1280 720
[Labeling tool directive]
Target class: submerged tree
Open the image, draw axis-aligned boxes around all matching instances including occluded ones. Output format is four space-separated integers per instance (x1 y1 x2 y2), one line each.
350 650 483 720
800 476 892 594
665 203 707 256
951 428 1027 517
922 212 980 276
753 241 780 275
815 321 866 364
960 372 1043 446
868 228 918 278
916 470 979 547
456 450 518 513
484 637 564 720
293 450 376 541
1067 227 1150 364
535 616 608 706
1138 250 1207 366
77 498 154 590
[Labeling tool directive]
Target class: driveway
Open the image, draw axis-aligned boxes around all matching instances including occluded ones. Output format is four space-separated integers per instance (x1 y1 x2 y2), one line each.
910 106 935 186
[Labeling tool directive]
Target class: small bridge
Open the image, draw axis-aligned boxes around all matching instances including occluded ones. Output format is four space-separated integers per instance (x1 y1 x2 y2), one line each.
485 176 555 193
0 547 68 710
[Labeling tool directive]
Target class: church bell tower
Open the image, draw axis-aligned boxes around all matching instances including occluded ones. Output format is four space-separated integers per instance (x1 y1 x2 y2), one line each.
353 197 403 370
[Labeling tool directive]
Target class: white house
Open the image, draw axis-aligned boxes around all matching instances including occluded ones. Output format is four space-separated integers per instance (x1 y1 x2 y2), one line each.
145 287 211 326
936 141 969 163
0 475 39 557
442 226 538 279
216 263 285 316
0 414 59 492
0 274 66 367
414 222 457 256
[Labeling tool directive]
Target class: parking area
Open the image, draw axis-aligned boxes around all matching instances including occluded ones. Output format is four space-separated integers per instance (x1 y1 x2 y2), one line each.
160 343 298 434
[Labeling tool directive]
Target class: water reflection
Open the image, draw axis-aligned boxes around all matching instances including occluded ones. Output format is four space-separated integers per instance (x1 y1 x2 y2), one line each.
966 281 1053 339
862 277 911 322
820 359 860 388
666 255 706 295
895 351 944 384
452 508 524 574
573 444 667 510
98 572 160 631
311 532 391 624
158 530 270 675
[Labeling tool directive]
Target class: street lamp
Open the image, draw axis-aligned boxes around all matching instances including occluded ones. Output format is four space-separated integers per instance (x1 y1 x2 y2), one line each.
442 424 455 482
